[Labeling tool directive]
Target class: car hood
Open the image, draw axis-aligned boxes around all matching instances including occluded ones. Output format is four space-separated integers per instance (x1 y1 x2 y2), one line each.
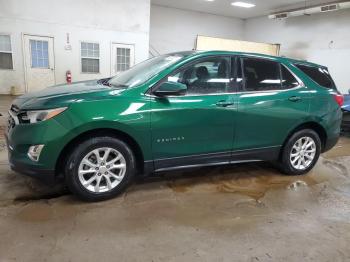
12 80 121 110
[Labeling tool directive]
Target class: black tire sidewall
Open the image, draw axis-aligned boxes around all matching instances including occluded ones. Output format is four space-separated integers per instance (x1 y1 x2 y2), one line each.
65 137 136 201
281 129 321 176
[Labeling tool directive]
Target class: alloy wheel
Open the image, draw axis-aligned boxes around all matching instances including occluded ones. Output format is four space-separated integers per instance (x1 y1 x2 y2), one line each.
289 136 316 170
78 147 126 193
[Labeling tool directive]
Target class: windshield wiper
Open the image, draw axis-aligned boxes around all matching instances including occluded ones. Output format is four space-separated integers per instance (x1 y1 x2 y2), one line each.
108 83 129 88
97 78 112 86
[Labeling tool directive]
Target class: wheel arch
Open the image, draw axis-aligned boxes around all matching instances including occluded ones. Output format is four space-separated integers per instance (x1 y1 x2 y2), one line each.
280 121 328 159
55 128 145 178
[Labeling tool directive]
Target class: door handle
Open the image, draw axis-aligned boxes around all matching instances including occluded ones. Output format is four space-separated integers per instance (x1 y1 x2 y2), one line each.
216 100 234 107
288 96 302 102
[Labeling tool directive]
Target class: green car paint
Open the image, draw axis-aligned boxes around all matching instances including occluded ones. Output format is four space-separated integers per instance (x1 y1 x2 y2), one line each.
5 51 342 181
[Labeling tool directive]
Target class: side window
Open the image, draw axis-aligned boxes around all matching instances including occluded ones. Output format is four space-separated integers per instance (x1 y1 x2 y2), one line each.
281 65 300 89
0 35 13 70
167 57 231 95
243 58 281 91
295 64 335 89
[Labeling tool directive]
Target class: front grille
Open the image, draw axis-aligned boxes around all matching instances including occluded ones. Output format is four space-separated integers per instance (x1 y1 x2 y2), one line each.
7 114 15 132
7 103 21 132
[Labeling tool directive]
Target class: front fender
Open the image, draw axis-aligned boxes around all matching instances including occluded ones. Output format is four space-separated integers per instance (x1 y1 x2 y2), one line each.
48 96 152 169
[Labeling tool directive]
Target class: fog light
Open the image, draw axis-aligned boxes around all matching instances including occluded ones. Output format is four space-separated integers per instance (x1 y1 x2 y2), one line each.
27 145 44 162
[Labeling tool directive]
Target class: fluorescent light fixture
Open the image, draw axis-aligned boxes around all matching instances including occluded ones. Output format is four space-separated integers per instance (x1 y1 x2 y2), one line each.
231 2 255 8
205 0 215 1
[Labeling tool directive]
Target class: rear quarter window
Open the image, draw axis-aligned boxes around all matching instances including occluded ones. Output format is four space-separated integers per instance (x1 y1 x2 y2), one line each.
295 64 336 90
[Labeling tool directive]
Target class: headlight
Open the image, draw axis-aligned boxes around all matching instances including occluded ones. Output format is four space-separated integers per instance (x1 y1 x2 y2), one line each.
23 107 67 124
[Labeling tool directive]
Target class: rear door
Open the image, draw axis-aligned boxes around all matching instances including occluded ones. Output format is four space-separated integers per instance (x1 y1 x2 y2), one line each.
150 56 237 170
234 57 311 153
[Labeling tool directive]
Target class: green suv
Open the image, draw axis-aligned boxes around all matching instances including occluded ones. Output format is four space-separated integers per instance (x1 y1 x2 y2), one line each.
5 51 343 201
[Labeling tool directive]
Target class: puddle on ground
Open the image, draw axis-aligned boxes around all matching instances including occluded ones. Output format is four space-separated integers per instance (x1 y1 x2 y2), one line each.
16 202 54 222
167 153 349 201
0 135 348 214
15 198 81 223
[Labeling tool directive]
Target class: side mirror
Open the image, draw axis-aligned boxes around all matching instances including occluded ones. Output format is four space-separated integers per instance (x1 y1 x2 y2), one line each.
153 81 187 97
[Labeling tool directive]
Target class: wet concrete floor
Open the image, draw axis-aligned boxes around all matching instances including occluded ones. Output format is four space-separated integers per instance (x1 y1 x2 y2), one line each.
0 134 350 261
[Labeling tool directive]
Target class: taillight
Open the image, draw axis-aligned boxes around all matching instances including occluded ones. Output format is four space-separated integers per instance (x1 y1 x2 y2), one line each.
333 94 344 107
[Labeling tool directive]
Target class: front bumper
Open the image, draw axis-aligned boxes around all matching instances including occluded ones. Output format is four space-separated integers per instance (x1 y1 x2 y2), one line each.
5 134 56 184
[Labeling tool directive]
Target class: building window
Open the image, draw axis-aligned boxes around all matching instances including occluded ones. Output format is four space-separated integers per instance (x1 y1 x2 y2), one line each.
0 35 13 70
81 42 99 73
116 47 130 72
30 40 49 68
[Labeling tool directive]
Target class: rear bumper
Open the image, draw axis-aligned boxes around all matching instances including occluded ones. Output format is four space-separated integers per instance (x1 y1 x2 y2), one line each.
342 111 350 132
322 136 339 153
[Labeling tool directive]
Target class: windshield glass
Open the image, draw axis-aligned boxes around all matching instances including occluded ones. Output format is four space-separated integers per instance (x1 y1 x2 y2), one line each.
108 54 187 88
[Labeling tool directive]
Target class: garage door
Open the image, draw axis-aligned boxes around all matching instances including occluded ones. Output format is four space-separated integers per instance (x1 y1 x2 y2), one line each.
195 35 280 56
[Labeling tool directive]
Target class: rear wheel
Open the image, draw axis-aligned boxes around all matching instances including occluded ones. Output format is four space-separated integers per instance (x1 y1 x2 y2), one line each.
279 129 321 176
65 137 136 201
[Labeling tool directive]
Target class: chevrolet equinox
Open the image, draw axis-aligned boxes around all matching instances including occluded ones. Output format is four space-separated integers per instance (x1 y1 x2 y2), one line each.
5 51 344 201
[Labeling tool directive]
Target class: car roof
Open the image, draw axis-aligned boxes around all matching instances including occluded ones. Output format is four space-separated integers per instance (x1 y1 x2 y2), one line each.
169 50 324 68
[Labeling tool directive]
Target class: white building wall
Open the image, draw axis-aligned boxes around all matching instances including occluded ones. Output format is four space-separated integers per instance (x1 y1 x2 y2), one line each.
244 9 350 94
2 1 350 95
0 0 150 94
150 5 244 55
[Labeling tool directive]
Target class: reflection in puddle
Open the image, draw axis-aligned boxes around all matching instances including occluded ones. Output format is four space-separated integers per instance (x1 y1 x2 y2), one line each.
287 180 308 190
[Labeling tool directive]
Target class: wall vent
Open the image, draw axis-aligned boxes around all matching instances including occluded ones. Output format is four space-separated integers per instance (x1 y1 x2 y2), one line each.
275 13 288 19
268 1 350 19
320 4 339 12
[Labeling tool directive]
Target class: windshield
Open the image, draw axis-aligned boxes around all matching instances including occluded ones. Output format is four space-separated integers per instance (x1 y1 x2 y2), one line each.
108 54 187 88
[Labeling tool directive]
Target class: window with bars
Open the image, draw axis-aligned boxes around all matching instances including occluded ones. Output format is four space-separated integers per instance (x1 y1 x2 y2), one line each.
0 35 13 70
116 47 131 72
81 42 100 73
30 40 49 68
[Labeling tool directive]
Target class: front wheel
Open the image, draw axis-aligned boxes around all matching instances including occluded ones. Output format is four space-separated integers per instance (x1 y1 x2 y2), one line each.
65 137 136 201
279 129 321 176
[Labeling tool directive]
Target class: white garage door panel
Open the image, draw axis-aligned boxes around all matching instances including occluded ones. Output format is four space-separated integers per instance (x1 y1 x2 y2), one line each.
196 35 280 56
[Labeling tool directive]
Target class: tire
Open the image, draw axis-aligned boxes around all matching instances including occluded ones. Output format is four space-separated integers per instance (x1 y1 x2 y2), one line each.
65 136 136 201
279 129 321 176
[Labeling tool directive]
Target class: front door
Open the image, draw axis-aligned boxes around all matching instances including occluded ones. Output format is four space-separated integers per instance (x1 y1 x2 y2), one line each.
150 56 237 170
23 35 55 92
111 43 135 75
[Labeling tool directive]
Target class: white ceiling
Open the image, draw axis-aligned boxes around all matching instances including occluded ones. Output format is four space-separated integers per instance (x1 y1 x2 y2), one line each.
151 0 335 19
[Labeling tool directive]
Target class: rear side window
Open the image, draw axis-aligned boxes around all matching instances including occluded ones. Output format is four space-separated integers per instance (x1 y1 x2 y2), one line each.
242 58 281 91
281 65 299 89
295 64 335 89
